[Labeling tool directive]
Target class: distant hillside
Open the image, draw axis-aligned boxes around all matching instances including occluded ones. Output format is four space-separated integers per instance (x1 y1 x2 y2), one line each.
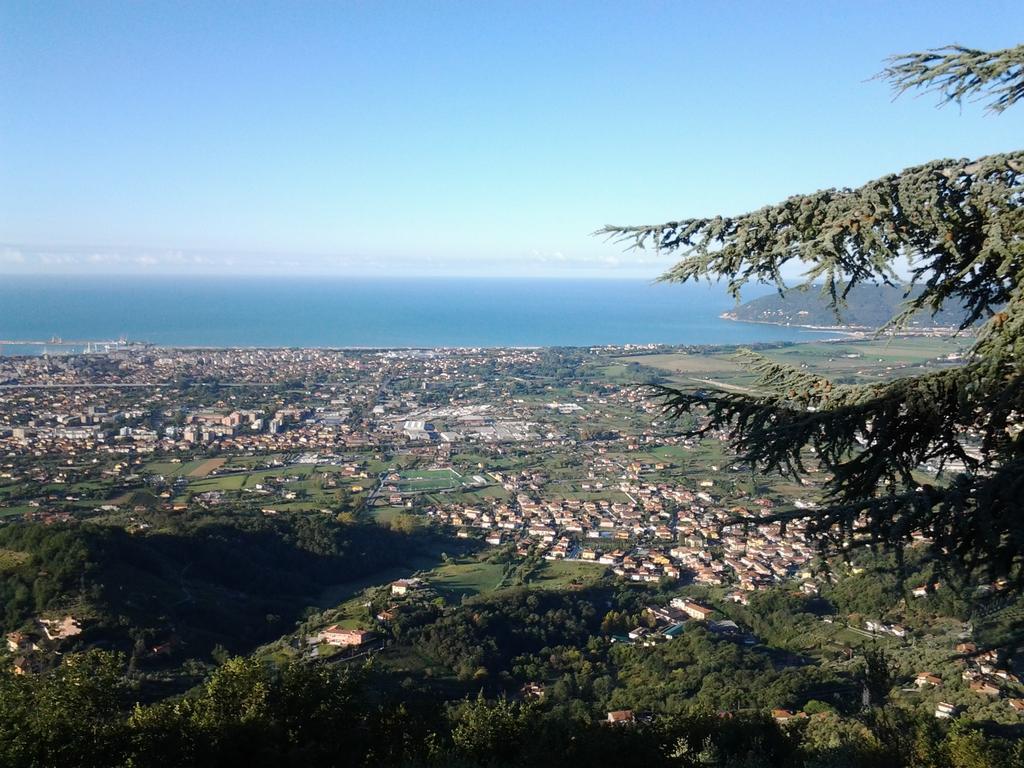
724 283 970 329
0 512 441 666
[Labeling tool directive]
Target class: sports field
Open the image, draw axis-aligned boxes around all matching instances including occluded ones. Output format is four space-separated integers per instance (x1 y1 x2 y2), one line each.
395 468 463 493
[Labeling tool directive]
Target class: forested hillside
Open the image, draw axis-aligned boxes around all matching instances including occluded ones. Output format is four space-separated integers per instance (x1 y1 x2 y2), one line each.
1 648 1021 768
0 512 442 665
724 284 971 328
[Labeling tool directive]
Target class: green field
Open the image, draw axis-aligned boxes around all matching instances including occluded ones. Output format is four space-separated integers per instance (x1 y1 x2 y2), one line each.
452 486 510 502
617 353 745 376
644 444 698 462
189 458 227 477
188 474 248 492
369 506 406 526
544 484 631 503
427 557 508 600
618 337 973 389
528 559 607 590
222 454 287 470
0 548 30 571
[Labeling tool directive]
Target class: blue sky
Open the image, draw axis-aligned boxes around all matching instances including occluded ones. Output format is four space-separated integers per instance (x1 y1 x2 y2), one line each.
1 1 1022 277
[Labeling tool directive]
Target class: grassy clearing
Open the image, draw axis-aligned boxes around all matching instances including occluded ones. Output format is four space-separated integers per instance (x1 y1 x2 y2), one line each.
238 466 315 488
644 445 694 463
617 353 745 376
455 486 511 502
319 593 375 630
188 474 247 492
529 559 607 590
369 507 406 526
223 454 287 470
427 558 507 601
545 485 631 504
0 548 30 571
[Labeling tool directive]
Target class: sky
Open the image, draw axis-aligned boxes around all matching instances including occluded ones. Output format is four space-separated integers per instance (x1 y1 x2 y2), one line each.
1 1 1022 278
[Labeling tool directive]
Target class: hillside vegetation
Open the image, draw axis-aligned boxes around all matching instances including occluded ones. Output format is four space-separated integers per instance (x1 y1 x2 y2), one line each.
0 512 444 666
725 284 971 329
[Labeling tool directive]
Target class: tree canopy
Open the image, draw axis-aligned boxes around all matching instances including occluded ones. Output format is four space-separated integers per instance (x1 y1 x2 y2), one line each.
599 44 1024 592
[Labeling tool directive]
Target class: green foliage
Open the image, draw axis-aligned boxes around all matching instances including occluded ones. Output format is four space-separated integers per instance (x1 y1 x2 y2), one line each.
405 587 602 680
608 624 841 714
0 646 1021 767
0 650 130 768
881 44 1024 114
796 715 884 768
450 694 535 764
857 648 897 709
738 590 820 647
944 721 1024 768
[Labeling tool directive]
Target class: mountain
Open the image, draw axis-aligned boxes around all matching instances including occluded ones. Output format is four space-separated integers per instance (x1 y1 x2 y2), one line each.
724 283 971 329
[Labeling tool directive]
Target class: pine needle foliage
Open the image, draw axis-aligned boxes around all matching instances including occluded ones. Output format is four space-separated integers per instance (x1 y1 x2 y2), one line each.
881 44 1024 114
598 45 1024 590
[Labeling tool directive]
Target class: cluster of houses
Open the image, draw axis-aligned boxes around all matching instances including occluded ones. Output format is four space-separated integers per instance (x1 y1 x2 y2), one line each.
6 615 82 676
908 641 1024 719
424 465 818 592
955 643 1023 705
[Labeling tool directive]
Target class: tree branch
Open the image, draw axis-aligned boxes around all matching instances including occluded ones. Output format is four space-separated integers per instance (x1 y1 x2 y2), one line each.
879 44 1024 113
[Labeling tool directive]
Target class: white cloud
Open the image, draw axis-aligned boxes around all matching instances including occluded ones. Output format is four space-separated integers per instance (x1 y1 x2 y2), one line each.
0 247 26 264
0 241 675 278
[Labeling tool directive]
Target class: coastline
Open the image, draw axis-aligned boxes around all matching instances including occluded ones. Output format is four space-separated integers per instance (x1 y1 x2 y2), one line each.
719 313 966 338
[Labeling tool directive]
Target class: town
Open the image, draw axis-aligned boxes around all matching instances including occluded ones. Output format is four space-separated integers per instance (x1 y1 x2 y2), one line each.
2 339 1022 725
0 344 823 591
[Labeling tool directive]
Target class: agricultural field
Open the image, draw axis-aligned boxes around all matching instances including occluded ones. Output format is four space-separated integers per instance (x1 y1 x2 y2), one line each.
187 473 248 492
188 458 227 477
220 454 288 470
618 336 973 389
542 483 632 503
142 459 210 478
616 352 746 376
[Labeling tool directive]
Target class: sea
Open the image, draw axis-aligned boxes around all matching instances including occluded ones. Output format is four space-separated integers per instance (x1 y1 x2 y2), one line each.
0 276 835 354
